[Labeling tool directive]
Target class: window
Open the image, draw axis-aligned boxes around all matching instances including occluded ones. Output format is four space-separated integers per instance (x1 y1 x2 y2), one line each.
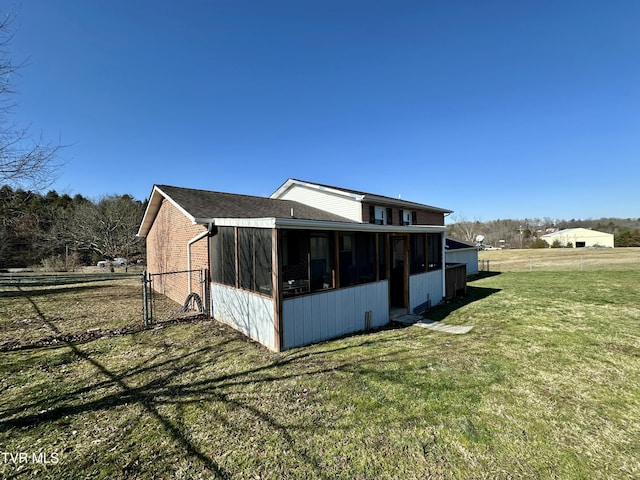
282 230 335 296
282 230 308 285
368 206 388 225
255 230 272 294
310 233 334 291
222 228 236 285
239 228 272 295
427 233 443 270
400 210 416 226
211 226 236 287
378 234 387 280
410 233 426 274
339 232 376 286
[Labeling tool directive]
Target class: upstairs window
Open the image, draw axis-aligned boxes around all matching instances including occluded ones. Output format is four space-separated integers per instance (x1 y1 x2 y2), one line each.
369 206 388 225
399 210 417 226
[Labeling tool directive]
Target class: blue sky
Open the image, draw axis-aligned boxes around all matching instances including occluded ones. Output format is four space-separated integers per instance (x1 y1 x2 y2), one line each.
8 0 640 221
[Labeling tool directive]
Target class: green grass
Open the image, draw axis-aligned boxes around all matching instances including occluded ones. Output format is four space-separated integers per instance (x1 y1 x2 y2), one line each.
1 258 639 479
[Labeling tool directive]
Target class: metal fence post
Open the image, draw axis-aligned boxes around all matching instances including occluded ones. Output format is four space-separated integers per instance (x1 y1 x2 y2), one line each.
142 270 149 326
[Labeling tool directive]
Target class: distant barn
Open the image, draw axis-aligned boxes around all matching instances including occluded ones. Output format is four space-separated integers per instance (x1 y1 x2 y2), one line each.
541 228 614 248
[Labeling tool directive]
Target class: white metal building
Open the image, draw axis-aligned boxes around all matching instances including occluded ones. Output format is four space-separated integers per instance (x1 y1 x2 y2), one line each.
541 228 614 248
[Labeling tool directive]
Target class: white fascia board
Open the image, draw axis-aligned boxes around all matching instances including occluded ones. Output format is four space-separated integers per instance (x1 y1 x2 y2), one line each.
195 217 277 229
194 216 446 233
271 179 365 201
155 185 197 223
138 185 195 237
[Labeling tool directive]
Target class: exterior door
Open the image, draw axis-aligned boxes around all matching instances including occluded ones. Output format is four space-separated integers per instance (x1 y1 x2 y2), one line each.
390 236 406 308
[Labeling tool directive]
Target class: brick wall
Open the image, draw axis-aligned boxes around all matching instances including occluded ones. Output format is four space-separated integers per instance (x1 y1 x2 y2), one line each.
146 198 209 304
361 202 445 226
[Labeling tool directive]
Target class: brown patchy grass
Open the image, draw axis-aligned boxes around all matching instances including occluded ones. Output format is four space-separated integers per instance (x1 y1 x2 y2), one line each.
479 246 640 272
0 275 143 348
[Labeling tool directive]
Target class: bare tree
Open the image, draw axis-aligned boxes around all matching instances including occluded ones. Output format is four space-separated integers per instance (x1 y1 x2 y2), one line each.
0 13 62 190
55 195 145 264
447 214 482 244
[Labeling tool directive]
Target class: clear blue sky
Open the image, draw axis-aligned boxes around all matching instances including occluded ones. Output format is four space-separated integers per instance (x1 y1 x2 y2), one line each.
8 0 640 221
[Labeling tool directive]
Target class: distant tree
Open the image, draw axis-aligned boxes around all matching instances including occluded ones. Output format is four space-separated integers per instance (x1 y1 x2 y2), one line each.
551 239 562 248
615 228 640 247
58 194 146 265
0 13 62 190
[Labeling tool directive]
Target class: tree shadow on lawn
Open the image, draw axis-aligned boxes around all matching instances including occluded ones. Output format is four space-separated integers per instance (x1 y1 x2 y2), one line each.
0 289 370 479
0 282 117 299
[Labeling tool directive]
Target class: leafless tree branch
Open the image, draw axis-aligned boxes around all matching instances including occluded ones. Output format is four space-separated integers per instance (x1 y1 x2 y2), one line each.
0 11 63 191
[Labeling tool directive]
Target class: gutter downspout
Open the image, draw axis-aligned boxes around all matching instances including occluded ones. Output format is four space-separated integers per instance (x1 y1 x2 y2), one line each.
187 222 213 293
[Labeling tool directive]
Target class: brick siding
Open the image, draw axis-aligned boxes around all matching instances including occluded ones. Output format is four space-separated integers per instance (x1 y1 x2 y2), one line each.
361 202 445 226
146 198 209 304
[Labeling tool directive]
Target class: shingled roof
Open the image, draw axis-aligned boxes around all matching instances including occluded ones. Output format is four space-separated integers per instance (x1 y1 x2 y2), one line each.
160 184 355 221
272 178 452 213
138 184 356 237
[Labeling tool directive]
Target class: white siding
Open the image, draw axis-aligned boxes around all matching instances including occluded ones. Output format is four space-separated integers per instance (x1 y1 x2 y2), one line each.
542 228 614 248
211 284 276 350
446 248 479 275
282 281 389 349
276 184 363 222
409 270 444 312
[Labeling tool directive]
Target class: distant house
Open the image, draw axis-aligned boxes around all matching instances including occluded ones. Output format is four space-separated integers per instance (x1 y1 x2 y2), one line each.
137 180 454 351
445 238 479 275
541 228 614 248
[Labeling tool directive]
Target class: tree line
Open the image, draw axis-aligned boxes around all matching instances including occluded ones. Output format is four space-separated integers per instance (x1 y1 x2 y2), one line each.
0 185 146 270
447 216 640 249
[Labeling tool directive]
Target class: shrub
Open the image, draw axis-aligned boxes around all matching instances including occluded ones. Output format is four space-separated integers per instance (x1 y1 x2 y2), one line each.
529 238 549 249
41 255 67 272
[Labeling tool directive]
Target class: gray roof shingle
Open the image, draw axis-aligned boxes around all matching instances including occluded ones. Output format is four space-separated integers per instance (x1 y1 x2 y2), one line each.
157 185 355 223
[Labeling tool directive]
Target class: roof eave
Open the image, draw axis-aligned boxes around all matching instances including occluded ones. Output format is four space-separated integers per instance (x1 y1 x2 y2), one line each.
362 193 452 214
195 216 446 233
136 185 197 237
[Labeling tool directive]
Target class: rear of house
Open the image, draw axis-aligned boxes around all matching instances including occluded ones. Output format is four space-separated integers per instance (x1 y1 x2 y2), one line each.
138 180 454 351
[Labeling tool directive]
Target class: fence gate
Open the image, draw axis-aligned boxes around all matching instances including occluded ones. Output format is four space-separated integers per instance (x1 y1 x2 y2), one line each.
142 269 210 325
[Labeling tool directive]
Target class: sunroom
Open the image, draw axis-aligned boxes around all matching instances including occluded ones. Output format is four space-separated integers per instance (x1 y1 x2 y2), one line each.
208 218 446 351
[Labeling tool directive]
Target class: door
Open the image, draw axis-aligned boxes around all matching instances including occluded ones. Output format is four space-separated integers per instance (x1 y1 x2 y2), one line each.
390 236 406 308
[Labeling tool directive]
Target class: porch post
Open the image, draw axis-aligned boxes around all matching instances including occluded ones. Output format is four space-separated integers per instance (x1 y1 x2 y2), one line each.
272 228 283 351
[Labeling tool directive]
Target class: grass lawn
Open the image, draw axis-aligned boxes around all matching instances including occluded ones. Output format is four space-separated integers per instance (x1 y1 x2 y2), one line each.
1 257 639 479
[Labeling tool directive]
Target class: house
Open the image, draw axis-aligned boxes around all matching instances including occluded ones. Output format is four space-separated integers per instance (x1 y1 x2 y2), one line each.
137 180 454 351
540 228 614 248
445 238 479 275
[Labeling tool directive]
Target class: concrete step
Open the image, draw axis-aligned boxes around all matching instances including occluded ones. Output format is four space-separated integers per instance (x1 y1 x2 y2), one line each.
389 307 408 321
393 314 423 325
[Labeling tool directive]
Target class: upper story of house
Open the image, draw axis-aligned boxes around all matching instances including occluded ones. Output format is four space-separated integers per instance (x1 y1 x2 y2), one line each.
271 179 452 226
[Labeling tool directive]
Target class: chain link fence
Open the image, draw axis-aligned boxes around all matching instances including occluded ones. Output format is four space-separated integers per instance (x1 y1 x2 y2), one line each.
142 269 210 325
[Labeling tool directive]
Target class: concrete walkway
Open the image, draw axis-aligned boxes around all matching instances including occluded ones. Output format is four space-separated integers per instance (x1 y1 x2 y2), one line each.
413 320 474 334
393 314 473 334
